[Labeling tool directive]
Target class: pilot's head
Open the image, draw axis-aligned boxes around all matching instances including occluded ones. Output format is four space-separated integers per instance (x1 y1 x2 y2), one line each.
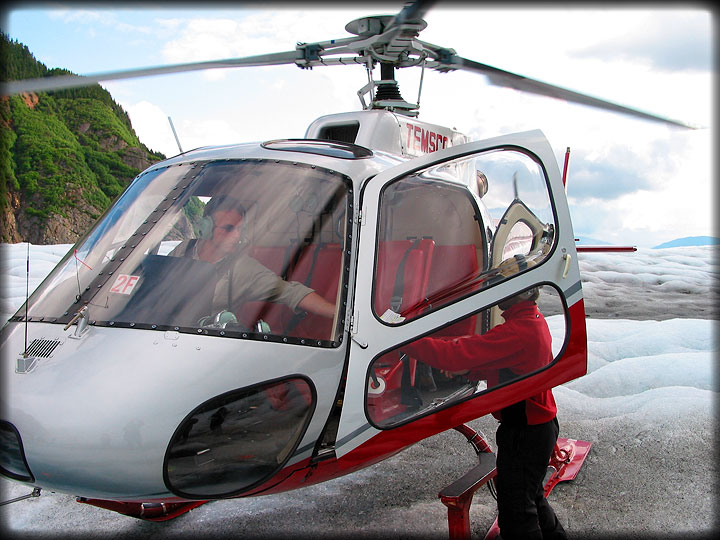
200 196 246 247
203 195 246 219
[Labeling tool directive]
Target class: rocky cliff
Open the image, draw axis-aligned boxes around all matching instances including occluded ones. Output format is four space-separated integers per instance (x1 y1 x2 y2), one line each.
1 33 165 244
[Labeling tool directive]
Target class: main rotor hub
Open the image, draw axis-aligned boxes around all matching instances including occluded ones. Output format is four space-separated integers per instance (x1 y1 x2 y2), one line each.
345 16 395 37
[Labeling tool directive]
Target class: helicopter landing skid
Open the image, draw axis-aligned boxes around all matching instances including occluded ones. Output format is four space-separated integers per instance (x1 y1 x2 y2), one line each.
437 427 591 540
76 497 208 521
481 437 593 540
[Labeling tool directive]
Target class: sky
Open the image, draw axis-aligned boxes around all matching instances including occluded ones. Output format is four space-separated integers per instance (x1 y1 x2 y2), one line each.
1 3 714 248
0 242 716 535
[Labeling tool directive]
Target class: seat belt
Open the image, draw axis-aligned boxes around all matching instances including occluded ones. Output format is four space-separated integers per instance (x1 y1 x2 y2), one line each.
389 237 421 313
301 243 325 287
281 239 308 281
285 242 326 333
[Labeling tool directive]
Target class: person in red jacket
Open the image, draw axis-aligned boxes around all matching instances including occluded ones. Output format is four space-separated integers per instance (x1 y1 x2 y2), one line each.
401 258 566 540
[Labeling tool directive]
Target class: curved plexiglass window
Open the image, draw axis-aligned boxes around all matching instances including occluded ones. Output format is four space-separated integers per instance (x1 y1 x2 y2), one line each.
165 377 314 498
367 286 567 428
18 160 350 344
16 165 189 323
373 149 556 324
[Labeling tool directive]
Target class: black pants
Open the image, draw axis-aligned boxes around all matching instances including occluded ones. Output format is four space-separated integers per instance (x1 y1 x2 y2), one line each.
496 417 567 540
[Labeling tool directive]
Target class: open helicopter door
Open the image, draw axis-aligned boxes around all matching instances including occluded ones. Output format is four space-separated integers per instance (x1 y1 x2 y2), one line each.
333 130 587 463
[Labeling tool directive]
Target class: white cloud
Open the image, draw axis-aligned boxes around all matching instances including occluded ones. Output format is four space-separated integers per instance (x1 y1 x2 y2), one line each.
48 9 103 24
572 11 712 72
48 8 153 36
158 9 372 66
19 6 712 248
178 118 245 151
121 100 178 157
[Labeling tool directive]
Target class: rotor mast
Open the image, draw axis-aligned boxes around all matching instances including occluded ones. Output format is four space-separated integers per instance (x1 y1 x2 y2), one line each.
345 13 427 117
363 62 418 117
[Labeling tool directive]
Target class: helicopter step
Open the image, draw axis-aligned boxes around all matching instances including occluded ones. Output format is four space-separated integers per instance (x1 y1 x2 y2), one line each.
439 435 592 540
439 451 497 540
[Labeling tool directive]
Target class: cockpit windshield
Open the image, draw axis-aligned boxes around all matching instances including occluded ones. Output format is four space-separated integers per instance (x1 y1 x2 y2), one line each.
19 159 351 346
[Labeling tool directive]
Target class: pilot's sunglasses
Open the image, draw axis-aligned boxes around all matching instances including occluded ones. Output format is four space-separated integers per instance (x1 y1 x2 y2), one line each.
216 224 239 233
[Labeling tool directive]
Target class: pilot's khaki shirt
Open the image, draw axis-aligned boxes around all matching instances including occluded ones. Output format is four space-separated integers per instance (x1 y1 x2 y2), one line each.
171 241 313 313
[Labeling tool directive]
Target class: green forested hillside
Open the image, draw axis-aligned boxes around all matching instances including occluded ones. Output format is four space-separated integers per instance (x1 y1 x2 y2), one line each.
1 33 165 244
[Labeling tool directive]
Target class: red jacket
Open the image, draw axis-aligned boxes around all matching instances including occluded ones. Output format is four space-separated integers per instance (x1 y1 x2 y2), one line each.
402 300 557 425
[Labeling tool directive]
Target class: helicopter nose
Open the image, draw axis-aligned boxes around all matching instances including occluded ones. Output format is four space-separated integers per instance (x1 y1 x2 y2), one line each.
2 371 316 500
1 321 323 501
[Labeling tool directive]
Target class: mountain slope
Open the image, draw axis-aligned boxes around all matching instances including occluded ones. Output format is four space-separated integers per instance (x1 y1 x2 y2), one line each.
1 33 165 244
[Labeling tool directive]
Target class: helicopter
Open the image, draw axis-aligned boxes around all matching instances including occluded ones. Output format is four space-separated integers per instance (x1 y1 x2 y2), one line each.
0 1 697 535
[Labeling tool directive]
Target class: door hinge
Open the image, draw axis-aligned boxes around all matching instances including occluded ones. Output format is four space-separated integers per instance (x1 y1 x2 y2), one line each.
349 314 356 334
349 314 368 349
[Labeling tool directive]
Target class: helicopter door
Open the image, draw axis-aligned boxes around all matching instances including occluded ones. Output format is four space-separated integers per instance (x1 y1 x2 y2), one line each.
334 130 586 459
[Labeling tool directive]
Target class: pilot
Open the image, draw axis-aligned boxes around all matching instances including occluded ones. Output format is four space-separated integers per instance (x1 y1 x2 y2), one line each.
171 196 336 322
401 254 566 540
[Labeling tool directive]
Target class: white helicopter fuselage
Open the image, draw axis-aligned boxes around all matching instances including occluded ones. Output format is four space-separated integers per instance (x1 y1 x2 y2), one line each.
1 110 587 504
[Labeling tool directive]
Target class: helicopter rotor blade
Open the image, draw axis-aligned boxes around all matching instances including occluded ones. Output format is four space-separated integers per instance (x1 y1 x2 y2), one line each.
430 54 698 129
1 50 302 96
390 0 435 27
2 0 698 130
2 1 436 97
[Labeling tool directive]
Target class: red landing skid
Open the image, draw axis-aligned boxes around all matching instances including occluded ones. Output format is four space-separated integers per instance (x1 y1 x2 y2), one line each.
76 498 208 521
439 425 592 540
77 427 591 534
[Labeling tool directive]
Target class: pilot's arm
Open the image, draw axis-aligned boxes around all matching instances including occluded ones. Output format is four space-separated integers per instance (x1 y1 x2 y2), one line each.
298 291 336 318
220 254 335 318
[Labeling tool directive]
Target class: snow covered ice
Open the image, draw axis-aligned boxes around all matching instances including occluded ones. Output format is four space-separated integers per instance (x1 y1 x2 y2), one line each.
1 243 717 539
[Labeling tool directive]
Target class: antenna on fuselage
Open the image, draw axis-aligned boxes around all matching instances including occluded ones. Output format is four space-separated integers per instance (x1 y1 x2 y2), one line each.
168 116 184 154
22 243 29 358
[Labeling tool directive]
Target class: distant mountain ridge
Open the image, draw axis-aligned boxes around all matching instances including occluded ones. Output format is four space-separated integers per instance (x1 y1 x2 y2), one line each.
1 33 165 244
653 236 720 249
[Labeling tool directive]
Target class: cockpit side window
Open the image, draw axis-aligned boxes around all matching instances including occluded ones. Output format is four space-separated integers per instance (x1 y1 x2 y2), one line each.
372 149 556 325
373 178 485 324
367 285 568 428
